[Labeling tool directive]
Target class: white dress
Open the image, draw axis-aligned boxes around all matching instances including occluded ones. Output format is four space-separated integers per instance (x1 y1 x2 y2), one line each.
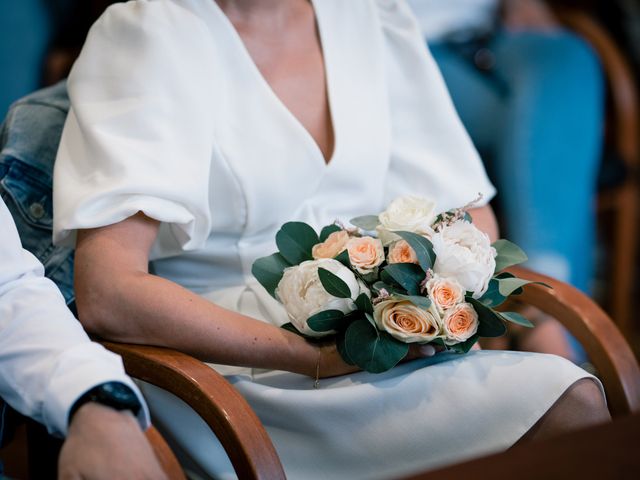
53 1 601 478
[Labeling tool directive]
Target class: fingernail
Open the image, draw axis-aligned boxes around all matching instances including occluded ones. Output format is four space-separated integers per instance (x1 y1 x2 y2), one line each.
420 345 436 357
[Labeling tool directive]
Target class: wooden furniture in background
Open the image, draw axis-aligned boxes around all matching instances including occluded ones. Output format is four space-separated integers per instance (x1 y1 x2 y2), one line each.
101 267 640 479
402 412 640 480
555 8 640 334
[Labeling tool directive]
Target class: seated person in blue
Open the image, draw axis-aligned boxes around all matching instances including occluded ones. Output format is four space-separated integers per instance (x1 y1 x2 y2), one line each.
407 0 604 359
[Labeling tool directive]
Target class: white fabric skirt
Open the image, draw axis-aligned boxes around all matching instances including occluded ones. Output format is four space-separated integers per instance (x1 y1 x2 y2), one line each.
139 285 601 480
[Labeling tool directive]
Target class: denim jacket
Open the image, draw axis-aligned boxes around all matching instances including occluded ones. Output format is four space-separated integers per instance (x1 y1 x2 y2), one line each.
0 81 75 305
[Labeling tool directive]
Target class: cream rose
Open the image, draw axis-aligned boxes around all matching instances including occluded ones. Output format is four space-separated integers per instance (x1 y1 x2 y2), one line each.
276 259 361 337
346 236 384 274
312 230 350 259
376 195 436 245
425 275 464 313
373 298 443 343
443 303 479 344
431 221 497 298
387 240 419 265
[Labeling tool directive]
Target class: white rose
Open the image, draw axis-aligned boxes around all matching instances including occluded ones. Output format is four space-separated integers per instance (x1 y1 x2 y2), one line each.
431 221 497 298
276 259 361 337
373 298 443 343
376 195 436 245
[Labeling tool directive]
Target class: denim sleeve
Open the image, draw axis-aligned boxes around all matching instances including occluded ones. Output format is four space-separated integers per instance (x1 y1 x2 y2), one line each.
0 82 75 305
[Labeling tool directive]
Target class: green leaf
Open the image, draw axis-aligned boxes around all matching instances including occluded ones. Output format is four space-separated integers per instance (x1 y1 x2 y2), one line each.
251 253 291 298
318 268 352 299
493 239 528 273
275 222 319 265
394 231 436 272
365 312 377 329
350 215 380 230
333 249 352 268
464 211 473 222
496 278 536 297
382 263 425 295
320 224 342 242
478 279 508 308
336 329 356 365
499 311 535 328
307 310 346 332
467 298 507 338
355 293 374 314
394 294 432 309
448 334 480 354
344 319 409 373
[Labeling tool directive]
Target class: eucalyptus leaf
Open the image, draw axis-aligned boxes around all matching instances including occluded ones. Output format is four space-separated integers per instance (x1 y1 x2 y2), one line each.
350 215 380 230
336 329 356 365
251 253 291 298
478 279 507 308
318 268 352 299
344 319 409 373
334 249 352 268
275 222 319 265
365 312 377 329
307 310 346 332
355 293 374 314
382 263 425 295
499 311 535 328
320 224 342 242
394 231 436 272
493 239 528 273
394 294 432 309
496 278 536 297
467 298 507 338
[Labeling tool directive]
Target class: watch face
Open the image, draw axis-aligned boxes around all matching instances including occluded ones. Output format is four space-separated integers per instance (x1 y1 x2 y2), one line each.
94 382 142 414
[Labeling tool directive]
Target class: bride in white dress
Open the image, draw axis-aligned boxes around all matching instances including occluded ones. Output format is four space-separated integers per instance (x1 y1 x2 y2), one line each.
53 0 609 478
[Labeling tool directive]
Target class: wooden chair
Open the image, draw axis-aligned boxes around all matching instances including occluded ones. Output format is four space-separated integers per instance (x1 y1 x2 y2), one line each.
554 8 640 333
98 267 640 480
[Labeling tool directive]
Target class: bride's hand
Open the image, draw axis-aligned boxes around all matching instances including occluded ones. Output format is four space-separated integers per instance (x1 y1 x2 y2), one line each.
316 341 444 379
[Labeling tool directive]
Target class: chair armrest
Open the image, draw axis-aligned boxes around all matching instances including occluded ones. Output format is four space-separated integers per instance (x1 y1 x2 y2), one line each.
145 426 187 480
507 266 640 416
102 342 285 480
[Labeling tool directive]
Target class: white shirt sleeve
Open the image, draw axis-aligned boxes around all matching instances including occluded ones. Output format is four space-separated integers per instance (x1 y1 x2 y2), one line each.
53 1 218 252
377 0 496 211
0 198 149 437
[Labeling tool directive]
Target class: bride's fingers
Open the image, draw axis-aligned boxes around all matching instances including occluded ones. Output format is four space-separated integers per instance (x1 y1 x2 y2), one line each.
406 343 445 360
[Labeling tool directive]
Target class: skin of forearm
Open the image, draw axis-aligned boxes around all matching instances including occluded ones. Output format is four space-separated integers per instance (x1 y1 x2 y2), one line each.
468 205 499 241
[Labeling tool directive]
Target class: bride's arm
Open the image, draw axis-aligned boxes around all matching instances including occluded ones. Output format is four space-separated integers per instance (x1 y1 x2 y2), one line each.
467 205 499 242
74 212 356 378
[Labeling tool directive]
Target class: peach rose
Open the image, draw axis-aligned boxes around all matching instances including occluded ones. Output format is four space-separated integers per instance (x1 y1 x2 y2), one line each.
387 240 419 264
443 303 479 344
425 275 464 313
373 299 443 343
312 230 350 260
346 236 384 274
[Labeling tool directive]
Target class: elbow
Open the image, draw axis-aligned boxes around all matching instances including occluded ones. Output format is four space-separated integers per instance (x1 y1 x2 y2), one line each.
74 280 130 341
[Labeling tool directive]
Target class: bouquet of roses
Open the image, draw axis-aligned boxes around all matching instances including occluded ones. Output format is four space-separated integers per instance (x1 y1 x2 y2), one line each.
252 195 545 374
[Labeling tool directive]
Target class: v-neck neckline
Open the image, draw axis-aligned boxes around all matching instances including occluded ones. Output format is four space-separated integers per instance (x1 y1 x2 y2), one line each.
210 0 338 168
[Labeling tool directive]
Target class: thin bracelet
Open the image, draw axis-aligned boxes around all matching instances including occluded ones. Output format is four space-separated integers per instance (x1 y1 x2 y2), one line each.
314 349 321 389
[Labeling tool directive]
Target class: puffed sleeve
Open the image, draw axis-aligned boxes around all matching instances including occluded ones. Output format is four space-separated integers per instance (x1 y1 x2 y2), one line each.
376 0 496 211
53 1 217 251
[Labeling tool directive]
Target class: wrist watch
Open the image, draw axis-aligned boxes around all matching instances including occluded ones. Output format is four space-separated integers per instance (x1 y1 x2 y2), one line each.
69 381 142 424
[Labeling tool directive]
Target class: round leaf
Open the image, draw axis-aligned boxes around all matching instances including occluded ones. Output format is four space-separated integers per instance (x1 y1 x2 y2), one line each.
276 222 319 265
318 267 352 299
307 310 346 332
345 319 409 373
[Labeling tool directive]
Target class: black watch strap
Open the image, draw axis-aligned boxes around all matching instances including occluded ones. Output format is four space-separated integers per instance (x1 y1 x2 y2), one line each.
69 381 142 424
